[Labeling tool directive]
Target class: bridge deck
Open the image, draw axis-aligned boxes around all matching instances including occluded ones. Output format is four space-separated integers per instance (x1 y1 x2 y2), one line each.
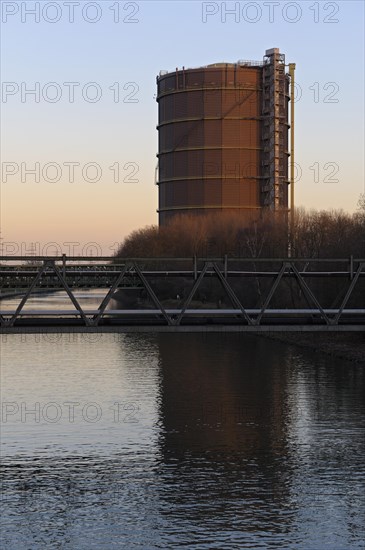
1 309 365 316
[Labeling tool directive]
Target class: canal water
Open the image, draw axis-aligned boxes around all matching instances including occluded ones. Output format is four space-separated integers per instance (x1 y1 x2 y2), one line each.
1 297 365 548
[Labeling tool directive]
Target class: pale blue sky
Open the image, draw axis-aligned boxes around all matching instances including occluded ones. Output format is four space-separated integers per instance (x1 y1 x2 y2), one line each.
1 0 364 254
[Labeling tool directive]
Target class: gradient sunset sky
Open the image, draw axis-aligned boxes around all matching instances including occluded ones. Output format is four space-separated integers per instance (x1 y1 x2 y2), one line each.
1 0 364 255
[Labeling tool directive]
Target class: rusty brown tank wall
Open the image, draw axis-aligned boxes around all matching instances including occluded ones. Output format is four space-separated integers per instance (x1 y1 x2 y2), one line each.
157 65 264 226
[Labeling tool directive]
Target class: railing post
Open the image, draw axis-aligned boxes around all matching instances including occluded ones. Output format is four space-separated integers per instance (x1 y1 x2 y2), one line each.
350 255 353 281
224 254 228 279
62 254 66 279
193 255 197 281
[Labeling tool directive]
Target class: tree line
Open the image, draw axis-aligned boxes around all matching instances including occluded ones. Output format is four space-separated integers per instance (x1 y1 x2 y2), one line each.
112 202 364 308
115 204 365 259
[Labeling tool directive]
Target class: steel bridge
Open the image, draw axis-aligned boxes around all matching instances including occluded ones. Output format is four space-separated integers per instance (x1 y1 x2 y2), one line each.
0 256 364 333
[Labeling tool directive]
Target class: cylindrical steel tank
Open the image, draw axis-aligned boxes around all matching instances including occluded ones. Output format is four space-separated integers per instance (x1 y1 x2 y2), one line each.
156 49 290 225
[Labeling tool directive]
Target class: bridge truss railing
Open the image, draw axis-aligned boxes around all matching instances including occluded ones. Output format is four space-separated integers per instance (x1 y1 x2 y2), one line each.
0 256 364 330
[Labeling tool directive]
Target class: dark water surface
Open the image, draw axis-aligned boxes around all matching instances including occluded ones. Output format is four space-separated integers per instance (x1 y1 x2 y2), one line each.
1 332 364 549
